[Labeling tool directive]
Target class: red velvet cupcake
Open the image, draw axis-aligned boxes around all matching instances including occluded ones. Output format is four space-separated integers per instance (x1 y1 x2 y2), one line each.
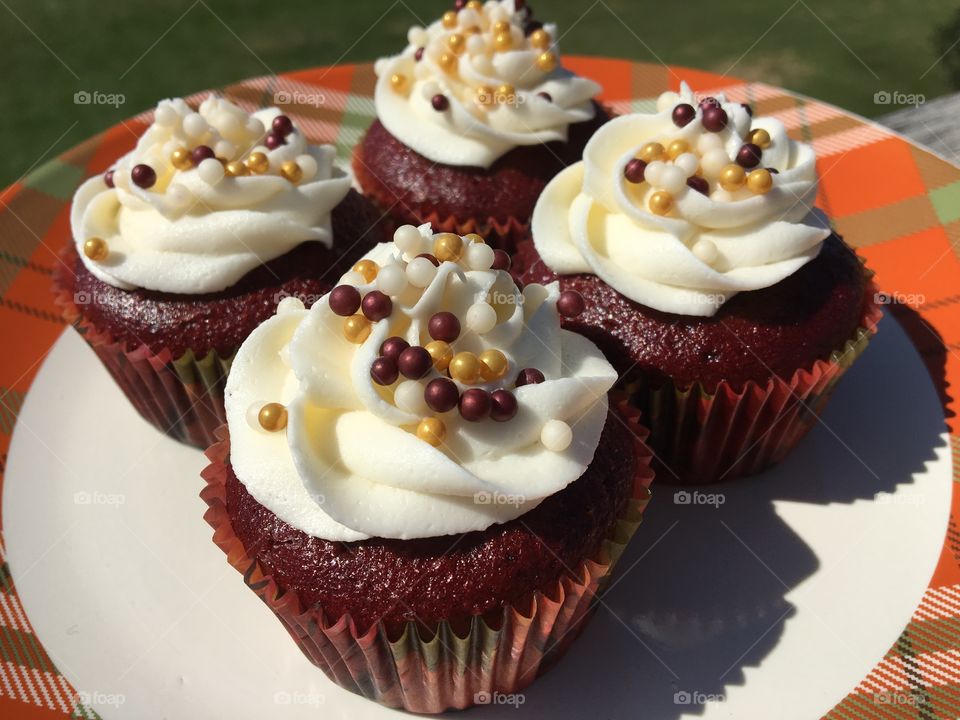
518 83 881 484
53 96 385 448
203 225 653 713
352 0 608 250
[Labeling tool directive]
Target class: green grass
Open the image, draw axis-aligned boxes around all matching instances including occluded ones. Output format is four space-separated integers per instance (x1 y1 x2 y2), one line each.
1 0 958 187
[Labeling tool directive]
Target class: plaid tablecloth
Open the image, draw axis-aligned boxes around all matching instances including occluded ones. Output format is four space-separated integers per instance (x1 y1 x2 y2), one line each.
1 59 960 719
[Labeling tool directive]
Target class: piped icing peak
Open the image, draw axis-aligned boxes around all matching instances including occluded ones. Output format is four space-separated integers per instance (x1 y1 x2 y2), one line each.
532 82 831 317
70 96 351 294
373 0 601 168
224 223 618 541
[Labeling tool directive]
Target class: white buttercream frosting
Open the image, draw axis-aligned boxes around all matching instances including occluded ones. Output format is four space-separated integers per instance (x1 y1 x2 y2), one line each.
531 82 831 317
70 96 351 294
372 0 600 168
225 224 618 541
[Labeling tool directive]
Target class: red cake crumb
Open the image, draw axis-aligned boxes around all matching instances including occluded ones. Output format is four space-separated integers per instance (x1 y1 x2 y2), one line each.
512 234 869 390
224 406 637 632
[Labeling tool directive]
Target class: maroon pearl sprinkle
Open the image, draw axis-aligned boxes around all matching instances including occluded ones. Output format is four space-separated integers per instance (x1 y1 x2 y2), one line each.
416 252 440 267
536 91 552 102
380 336 409 361
698 96 719 110
272 114 294 137
329 285 361 316
191 145 215 165
103 169 115 188
672 103 696 128
424 377 459 413
687 176 709 195
131 164 156 189
702 106 728 133
491 249 511 271
361 291 393 321
741 103 753 117
415 47 425 62
429 311 461 342
516 368 545 387
370 356 399 386
490 389 518 422
624 158 647 184
265 131 285 150
557 290 585 318
454 0 466 9
458 388 491 422
736 143 762 169
398 346 432 379
431 94 450 112
524 20 543 36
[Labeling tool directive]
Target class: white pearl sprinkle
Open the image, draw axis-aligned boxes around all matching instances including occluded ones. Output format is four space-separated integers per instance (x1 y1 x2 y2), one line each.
700 149 730 179
394 380 428 415
522 282 549 308
656 91 680 113
697 133 725 154
297 154 318 182
214 140 236 160
277 296 305 314
376 264 407 296
394 225 423 256
692 239 718 264
541 420 573 452
197 157 225 185
340 270 366 287
406 257 437 288
658 165 687 194
674 152 700 177
643 160 666 187
183 112 208 139
465 242 495 271
466 302 498 334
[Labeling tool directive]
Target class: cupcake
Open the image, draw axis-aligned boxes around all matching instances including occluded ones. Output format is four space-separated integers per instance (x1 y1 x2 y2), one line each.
202 225 653 713
54 96 385 449
352 0 608 250
515 83 881 484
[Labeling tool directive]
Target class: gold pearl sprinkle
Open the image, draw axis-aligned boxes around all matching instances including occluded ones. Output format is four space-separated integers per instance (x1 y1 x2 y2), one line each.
426 340 454 371
719 164 746 192
535 51 557 72
434 233 465 262
478 349 508 381
494 32 512 52
83 237 109 262
466 0 482 10
438 52 457 72
638 142 665 163
747 168 774 194
416 417 446 446
353 259 379 283
492 20 511 35
224 160 248 178
748 128 772 149
245 151 269 174
648 191 674 216
280 160 303 184
449 351 480 384
497 83 515 102
390 73 409 92
447 33 466 54
442 10 458 28
170 147 193 171
530 29 551 50
464 232 485 244
667 139 690 159
343 314 372 344
258 402 288 432
476 84 495 106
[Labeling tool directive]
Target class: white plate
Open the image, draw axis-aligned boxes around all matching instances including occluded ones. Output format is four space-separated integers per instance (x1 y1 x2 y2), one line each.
3 314 951 719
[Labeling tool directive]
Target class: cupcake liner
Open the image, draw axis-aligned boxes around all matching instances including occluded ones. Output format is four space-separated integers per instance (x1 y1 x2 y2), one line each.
626 273 883 485
52 249 233 449
200 400 653 714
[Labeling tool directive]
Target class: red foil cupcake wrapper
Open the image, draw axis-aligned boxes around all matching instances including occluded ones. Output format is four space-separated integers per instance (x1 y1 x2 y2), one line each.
52 252 232 449
200 400 654 714
627 275 883 485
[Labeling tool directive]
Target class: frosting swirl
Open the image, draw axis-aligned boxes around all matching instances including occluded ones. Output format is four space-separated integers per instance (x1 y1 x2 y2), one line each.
532 82 831 317
225 224 617 541
373 0 600 168
71 96 351 294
